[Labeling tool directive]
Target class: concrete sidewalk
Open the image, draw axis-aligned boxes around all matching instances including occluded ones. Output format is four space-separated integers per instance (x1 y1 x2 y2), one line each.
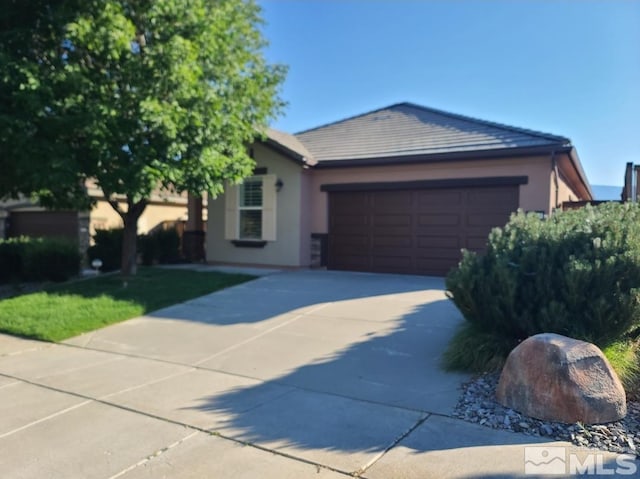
0 271 633 478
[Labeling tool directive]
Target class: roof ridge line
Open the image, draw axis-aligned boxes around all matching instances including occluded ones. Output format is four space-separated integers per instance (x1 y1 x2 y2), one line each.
294 102 409 136
296 101 571 145
399 102 571 144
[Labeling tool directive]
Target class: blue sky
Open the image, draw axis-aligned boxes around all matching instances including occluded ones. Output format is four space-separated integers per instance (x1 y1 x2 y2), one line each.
259 1 640 188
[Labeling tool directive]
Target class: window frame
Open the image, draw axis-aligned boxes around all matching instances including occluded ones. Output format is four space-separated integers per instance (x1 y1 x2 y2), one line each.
237 176 264 240
224 173 276 244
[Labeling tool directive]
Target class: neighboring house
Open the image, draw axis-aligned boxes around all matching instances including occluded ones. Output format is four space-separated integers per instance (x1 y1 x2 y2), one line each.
0 181 193 255
207 102 592 276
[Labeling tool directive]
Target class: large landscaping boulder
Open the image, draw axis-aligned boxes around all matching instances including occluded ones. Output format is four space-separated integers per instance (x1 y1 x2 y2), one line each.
496 333 626 424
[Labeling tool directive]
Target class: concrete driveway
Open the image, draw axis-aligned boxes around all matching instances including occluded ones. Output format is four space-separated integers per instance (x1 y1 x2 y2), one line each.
0 270 624 478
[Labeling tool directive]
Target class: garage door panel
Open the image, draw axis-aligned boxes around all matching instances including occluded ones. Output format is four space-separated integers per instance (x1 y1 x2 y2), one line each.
331 193 370 213
331 243 369 256
372 192 412 212
415 257 459 275
331 213 369 227
328 185 518 275
465 236 493 251
373 214 411 226
373 236 413 247
465 224 498 236
417 247 462 259
416 191 464 207
466 213 510 227
331 234 368 246
371 247 415 259
417 214 461 227
372 227 413 237
331 222 369 237
415 225 461 237
372 256 413 271
331 228 370 239
331 242 369 256
417 235 460 249
330 257 370 271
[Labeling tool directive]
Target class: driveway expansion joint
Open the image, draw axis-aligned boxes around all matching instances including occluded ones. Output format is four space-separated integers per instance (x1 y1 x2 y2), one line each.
0 371 358 477
1 271 472 477
58 323 457 418
106 430 201 479
353 413 431 477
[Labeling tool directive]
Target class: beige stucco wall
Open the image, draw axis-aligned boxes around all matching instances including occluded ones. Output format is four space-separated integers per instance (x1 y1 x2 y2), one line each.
90 200 188 238
205 152 565 267
553 173 579 211
309 155 553 233
299 169 313 266
206 143 306 267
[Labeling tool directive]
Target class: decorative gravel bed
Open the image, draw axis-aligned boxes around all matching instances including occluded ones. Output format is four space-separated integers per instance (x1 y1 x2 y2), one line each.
453 373 640 456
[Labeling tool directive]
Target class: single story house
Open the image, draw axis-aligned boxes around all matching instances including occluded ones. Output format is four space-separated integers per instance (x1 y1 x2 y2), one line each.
207 102 592 276
0 181 198 255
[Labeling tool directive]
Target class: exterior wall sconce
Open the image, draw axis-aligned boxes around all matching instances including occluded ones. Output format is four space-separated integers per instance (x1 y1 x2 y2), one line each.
275 178 284 192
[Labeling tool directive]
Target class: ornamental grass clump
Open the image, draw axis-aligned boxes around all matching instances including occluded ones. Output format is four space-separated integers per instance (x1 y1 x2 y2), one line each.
445 202 640 372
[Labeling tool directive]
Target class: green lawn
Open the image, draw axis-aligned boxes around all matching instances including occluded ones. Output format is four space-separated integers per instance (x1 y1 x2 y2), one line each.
0 268 254 342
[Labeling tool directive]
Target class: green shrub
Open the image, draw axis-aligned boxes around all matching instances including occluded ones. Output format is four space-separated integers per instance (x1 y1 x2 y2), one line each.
0 238 28 283
138 228 181 265
138 233 158 266
445 203 640 371
88 226 182 271
0 237 80 283
87 228 123 272
153 228 181 263
23 239 81 282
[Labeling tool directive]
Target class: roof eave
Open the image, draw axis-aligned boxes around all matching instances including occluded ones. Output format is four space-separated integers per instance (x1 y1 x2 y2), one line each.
566 147 594 200
312 144 570 169
262 138 317 167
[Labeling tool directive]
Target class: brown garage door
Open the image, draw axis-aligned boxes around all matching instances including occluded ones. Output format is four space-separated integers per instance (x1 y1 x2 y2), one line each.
328 185 519 276
9 211 79 242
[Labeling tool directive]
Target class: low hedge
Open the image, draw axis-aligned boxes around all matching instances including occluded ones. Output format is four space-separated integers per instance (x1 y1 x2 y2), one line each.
0 240 26 283
0 237 81 283
445 202 640 371
87 228 123 272
88 227 182 272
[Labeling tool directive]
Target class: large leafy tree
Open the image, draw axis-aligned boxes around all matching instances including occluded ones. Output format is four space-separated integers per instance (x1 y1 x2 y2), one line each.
0 0 286 275
0 0 92 208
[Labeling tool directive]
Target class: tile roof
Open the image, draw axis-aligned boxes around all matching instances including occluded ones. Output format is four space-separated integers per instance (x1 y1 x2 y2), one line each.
265 128 316 166
295 102 571 163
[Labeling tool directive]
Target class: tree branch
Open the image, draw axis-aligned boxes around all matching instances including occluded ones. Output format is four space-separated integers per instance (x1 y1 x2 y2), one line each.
127 197 148 221
103 189 125 219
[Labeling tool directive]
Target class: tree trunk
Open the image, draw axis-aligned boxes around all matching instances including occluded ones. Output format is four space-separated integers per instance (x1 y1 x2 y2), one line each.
121 214 138 276
119 199 147 277
186 194 204 231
